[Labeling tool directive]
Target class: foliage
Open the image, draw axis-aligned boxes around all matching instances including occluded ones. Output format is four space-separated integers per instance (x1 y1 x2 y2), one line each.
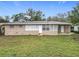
11 13 30 22
0 16 9 23
47 13 67 22
26 8 35 21
26 8 45 21
12 8 45 22
67 5 79 24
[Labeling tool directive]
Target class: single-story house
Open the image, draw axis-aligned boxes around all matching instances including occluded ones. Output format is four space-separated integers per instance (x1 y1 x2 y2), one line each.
1 21 71 35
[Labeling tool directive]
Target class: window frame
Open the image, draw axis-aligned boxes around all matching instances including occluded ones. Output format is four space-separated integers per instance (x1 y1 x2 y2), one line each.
19 25 23 27
42 24 50 31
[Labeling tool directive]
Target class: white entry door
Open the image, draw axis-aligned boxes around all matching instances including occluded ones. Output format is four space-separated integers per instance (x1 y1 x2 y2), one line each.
39 25 42 33
61 26 64 32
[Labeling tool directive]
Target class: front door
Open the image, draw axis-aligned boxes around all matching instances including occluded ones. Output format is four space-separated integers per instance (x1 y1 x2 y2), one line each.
58 25 64 33
64 26 69 33
39 25 42 33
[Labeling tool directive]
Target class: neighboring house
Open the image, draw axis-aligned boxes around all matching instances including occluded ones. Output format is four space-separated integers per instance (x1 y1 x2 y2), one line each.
73 23 79 32
1 21 71 35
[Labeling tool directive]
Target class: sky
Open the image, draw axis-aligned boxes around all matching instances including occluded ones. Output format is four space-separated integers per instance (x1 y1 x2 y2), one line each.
0 1 78 18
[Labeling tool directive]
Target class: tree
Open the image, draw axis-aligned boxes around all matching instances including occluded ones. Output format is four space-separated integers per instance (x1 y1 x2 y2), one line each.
56 13 67 22
12 13 31 22
0 16 9 23
34 10 45 21
4 16 9 22
12 8 45 22
47 16 52 21
26 8 35 21
47 13 67 22
26 8 45 21
67 5 79 24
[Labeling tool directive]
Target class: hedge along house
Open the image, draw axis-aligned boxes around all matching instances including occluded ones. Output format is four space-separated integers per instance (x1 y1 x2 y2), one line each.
0 23 5 35
1 21 71 35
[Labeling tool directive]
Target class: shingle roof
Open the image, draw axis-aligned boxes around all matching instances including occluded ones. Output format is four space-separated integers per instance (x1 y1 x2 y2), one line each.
2 21 71 25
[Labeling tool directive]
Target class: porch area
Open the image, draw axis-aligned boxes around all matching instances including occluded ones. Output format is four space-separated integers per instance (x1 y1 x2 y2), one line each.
58 25 71 35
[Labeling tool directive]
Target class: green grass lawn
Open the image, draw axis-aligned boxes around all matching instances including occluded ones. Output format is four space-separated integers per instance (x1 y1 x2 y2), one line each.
0 35 79 57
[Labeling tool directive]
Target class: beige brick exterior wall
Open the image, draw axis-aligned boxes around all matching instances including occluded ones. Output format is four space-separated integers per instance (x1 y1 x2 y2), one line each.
4 25 71 35
42 31 58 35
4 25 39 35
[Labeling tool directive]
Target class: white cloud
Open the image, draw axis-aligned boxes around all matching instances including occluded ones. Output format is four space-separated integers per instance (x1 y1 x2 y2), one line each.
58 1 67 5
13 1 20 6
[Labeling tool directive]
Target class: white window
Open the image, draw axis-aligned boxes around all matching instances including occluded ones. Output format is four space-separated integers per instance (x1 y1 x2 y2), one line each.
25 25 39 31
61 26 64 32
52 25 58 32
